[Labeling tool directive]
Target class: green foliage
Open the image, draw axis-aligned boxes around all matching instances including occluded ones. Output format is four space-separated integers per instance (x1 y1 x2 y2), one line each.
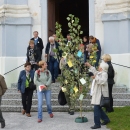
55 14 97 117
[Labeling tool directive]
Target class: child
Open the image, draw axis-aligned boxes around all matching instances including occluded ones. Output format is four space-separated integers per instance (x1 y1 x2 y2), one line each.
85 62 110 129
102 54 115 112
78 44 86 63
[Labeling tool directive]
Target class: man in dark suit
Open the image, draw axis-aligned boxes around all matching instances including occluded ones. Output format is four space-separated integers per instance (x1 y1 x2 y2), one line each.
45 36 61 83
65 34 72 45
31 31 44 58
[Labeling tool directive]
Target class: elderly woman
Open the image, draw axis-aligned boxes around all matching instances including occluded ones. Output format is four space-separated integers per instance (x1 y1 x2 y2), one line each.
45 36 61 83
27 40 41 71
102 54 115 112
18 62 34 117
34 61 53 123
85 62 110 129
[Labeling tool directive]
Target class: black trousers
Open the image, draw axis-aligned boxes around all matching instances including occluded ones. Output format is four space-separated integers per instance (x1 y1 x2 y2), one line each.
21 88 33 113
106 84 114 112
0 96 5 123
31 64 39 71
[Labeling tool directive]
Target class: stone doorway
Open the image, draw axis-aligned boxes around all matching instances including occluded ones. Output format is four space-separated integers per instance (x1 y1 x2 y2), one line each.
48 0 89 38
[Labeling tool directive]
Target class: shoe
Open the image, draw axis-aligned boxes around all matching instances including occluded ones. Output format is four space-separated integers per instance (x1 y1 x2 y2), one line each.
38 119 42 123
52 81 55 83
69 111 74 115
21 109 26 115
101 121 110 125
49 113 54 118
26 113 31 117
91 125 101 129
1 122 5 128
68 111 70 114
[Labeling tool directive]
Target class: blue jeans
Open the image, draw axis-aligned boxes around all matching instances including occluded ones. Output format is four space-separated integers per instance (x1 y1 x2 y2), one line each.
94 105 110 126
49 56 59 82
37 90 52 120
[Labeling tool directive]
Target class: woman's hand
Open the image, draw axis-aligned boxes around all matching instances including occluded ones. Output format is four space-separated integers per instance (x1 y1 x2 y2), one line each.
91 76 95 79
85 62 91 67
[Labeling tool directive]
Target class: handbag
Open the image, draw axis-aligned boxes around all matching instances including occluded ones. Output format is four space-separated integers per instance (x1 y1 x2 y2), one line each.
100 87 110 108
26 76 36 90
58 90 67 106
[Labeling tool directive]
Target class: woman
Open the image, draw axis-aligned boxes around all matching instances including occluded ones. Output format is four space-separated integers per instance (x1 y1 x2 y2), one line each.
34 61 53 123
18 62 34 117
102 54 115 112
89 36 102 67
83 36 89 61
85 62 110 129
27 40 41 71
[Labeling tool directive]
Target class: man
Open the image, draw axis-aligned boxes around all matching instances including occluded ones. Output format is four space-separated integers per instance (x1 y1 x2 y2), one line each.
65 34 72 46
0 74 7 128
45 36 61 83
52 34 57 42
31 31 44 58
89 36 101 67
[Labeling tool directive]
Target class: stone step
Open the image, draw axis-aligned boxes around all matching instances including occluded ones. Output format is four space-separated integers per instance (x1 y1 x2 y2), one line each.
1 99 91 106
1 105 93 112
1 98 130 106
113 93 130 99
2 92 130 99
6 86 128 93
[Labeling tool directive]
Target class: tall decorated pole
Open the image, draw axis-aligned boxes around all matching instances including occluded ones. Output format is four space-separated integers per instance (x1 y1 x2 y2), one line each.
54 14 97 123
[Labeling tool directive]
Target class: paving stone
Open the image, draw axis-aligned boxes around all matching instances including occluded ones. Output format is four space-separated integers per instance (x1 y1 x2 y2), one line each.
2 112 110 130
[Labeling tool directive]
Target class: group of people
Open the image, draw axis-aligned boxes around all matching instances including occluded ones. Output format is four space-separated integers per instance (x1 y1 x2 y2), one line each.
16 31 115 129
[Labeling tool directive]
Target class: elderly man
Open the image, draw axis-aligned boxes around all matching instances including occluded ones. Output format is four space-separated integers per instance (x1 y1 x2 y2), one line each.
0 74 7 128
45 36 61 83
31 31 44 58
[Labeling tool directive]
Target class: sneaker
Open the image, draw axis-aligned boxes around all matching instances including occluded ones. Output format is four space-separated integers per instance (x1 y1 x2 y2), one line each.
49 113 54 118
26 113 31 117
21 109 26 115
38 119 42 123
1 122 5 128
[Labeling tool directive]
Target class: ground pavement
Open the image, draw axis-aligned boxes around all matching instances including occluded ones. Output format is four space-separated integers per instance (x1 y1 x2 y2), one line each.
2 112 110 130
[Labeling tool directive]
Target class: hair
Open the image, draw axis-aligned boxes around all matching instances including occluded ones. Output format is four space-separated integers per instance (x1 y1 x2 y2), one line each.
99 62 109 72
89 35 94 40
67 34 70 36
29 40 34 45
33 31 38 34
38 61 46 67
83 36 87 39
24 62 31 67
49 36 54 41
102 54 111 62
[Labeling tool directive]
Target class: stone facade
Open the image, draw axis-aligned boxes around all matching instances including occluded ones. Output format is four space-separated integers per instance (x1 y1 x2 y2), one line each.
0 0 130 90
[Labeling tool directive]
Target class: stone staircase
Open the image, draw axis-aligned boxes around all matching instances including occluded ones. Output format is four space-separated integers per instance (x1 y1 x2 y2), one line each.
1 83 130 112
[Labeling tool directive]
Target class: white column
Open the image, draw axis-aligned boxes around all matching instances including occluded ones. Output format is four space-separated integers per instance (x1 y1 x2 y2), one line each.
40 0 48 59
89 0 95 36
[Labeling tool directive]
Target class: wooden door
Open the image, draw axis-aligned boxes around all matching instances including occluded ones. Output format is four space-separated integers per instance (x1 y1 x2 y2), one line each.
48 0 56 37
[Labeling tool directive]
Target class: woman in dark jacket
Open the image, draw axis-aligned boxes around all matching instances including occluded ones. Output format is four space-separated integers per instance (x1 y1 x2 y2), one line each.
27 40 41 71
18 62 35 117
102 54 115 112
